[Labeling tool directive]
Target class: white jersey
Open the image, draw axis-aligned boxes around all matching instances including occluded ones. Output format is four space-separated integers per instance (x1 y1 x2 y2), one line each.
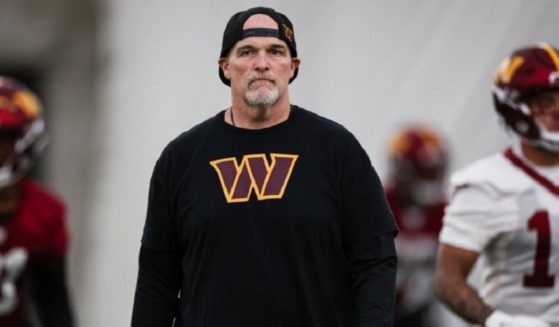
439 147 559 326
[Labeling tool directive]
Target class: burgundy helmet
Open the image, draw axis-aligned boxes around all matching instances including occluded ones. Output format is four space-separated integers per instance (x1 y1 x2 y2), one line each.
493 43 559 152
387 125 447 204
0 76 46 186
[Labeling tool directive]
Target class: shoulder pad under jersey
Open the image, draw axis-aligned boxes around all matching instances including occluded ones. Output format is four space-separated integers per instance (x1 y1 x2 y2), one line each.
449 152 532 198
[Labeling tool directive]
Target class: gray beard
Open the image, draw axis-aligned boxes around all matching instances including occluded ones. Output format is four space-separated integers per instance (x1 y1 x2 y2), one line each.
244 88 279 109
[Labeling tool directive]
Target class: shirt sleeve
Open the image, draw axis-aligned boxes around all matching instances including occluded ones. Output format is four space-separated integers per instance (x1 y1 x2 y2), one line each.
132 151 183 326
350 233 397 327
131 246 182 327
439 183 521 252
339 138 399 326
141 153 180 251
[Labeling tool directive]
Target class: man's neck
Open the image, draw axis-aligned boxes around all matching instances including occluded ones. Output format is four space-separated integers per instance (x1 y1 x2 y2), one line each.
520 142 559 167
227 97 291 129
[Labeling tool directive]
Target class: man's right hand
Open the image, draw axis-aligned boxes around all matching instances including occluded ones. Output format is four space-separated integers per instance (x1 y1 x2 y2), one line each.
485 310 550 327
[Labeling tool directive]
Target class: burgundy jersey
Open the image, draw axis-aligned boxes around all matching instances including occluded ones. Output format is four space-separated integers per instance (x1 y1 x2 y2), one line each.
385 187 445 313
0 178 68 326
385 187 444 239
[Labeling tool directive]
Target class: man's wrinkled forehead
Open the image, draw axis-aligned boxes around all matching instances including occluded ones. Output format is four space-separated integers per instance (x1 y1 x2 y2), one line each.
243 14 279 31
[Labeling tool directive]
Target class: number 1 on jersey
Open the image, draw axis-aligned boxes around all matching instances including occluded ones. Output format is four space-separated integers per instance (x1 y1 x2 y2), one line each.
524 210 555 288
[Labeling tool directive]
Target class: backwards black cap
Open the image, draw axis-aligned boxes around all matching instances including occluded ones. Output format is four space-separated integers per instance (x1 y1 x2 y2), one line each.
219 7 298 86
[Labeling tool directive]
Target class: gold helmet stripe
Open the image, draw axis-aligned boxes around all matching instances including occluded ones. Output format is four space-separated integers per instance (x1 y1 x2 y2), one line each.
538 42 559 71
12 91 41 118
495 56 524 84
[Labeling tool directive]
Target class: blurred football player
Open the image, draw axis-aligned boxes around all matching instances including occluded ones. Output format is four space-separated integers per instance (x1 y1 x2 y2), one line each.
0 76 74 326
435 43 559 327
384 125 447 326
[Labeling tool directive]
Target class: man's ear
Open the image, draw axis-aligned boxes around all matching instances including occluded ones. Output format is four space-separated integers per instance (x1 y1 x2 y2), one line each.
218 58 230 79
290 58 301 78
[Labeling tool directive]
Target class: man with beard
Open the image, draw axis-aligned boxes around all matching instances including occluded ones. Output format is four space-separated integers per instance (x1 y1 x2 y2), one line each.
131 7 398 327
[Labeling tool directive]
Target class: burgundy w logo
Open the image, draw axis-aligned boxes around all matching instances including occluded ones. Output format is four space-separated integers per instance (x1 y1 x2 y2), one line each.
210 153 298 203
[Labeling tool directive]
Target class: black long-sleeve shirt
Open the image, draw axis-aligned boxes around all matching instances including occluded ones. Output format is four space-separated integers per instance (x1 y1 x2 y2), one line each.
132 106 398 326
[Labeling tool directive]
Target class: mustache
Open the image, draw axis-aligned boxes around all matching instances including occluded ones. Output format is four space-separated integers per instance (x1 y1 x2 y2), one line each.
248 74 276 85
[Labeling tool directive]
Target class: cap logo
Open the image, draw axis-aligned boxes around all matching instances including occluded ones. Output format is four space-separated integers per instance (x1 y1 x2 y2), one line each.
282 24 294 42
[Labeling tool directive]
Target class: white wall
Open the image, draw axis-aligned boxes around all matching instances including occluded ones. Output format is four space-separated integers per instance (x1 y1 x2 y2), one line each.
79 1 559 326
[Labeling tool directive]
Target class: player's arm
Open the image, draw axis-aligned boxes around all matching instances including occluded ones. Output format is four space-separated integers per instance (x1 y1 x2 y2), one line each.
434 243 492 324
435 244 493 325
435 244 552 327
